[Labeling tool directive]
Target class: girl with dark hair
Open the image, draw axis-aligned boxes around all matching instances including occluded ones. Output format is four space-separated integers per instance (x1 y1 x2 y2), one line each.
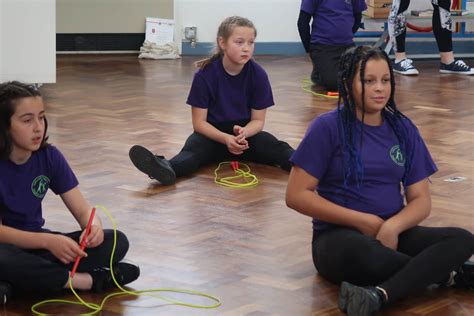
286 46 473 315
0 82 139 304
129 16 294 185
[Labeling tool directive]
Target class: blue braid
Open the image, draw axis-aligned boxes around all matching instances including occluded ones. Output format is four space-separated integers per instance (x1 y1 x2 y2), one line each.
336 46 413 196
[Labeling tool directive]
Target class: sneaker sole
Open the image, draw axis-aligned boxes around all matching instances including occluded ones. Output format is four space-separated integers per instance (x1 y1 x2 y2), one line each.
129 145 176 185
338 281 350 312
393 69 419 76
440 70 474 75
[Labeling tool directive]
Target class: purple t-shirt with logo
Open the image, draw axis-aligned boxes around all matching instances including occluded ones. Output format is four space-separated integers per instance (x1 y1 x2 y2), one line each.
300 0 367 45
0 145 78 232
290 109 438 231
186 58 274 124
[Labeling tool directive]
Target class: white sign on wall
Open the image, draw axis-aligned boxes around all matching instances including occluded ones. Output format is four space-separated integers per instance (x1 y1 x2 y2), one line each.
145 17 175 45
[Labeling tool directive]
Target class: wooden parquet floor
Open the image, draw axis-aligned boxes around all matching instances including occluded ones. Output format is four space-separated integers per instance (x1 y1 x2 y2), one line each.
2 55 473 315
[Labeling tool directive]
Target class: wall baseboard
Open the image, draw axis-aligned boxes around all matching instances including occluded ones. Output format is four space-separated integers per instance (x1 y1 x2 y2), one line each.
57 34 144 51
56 33 473 58
182 40 474 57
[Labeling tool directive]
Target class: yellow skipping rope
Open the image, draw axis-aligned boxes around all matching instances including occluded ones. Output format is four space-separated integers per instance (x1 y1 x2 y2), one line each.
214 161 258 188
301 78 339 99
31 205 221 315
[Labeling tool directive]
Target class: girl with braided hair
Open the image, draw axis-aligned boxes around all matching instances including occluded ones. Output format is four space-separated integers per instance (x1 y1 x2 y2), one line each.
286 46 474 315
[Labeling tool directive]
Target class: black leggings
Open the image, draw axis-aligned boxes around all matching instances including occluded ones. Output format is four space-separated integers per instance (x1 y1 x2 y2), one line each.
312 226 473 304
309 44 354 92
0 229 129 293
169 126 294 177
394 0 453 53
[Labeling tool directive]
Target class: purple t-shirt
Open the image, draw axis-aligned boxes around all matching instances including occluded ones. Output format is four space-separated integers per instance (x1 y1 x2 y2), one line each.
0 145 78 232
186 58 274 124
290 109 438 231
300 0 367 45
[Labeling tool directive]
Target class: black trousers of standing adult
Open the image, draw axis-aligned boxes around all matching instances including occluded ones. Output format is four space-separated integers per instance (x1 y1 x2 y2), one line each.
0 229 129 293
169 123 294 178
312 225 474 304
309 43 354 92
395 0 452 53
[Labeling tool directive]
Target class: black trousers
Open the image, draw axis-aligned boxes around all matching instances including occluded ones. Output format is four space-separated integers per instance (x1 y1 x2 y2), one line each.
312 226 473 304
309 43 354 92
395 0 453 53
169 124 294 177
0 229 129 293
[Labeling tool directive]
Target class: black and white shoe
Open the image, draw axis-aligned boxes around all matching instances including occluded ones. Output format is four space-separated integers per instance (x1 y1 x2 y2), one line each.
129 145 176 185
440 60 474 75
393 58 419 76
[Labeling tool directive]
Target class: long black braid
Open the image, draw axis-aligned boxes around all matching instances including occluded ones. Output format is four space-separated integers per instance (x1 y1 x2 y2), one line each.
336 46 413 198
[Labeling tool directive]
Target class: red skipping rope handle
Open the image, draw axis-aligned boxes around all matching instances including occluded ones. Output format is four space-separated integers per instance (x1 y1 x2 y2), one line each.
70 207 96 278
231 161 239 171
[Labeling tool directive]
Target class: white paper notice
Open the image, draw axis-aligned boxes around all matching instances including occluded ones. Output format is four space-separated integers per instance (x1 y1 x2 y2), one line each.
145 18 175 45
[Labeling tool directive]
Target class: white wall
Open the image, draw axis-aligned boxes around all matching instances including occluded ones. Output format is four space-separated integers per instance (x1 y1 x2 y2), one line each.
174 0 301 48
1 0 55 83
174 0 436 50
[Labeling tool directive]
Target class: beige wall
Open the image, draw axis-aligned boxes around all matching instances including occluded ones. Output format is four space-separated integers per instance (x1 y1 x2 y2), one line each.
57 0 173 33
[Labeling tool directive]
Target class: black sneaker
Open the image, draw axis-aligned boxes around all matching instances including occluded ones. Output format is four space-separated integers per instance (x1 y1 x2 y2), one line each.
338 281 383 316
129 145 176 185
90 262 140 293
393 58 419 76
440 60 474 75
453 261 474 289
0 281 12 305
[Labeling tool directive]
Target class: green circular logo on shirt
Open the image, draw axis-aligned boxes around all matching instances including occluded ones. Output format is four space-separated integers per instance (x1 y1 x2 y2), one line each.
390 145 405 166
31 175 50 198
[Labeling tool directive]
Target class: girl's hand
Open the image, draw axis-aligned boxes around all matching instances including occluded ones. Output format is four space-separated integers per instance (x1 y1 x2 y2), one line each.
376 222 399 250
357 213 384 237
80 224 104 248
46 234 87 264
233 125 249 146
233 125 245 136
225 134 248 155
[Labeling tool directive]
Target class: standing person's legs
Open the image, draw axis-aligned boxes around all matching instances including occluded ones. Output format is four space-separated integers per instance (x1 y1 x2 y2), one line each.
433 0 474 74
310 44 353 91
432 0 453 58
389 0 420 75
389 0 410 56
243 131 294 172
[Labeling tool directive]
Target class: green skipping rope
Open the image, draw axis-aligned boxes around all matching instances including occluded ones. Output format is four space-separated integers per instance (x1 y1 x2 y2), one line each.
301 78 339 99
31 205 221 315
